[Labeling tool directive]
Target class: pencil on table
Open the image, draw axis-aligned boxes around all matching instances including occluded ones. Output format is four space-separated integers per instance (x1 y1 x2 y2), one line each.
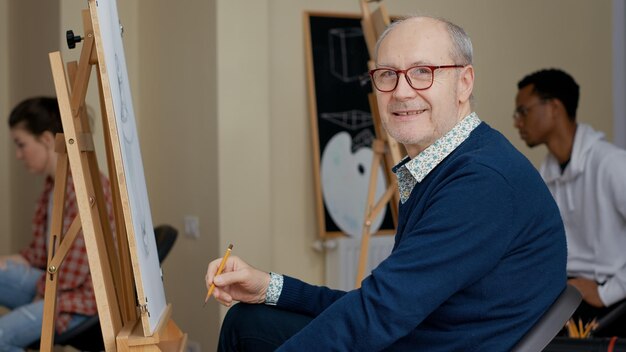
204 244 233 306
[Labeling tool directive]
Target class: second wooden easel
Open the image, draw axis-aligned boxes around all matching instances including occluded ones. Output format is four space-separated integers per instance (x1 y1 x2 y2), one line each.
40 1 186 351
355 0 406 287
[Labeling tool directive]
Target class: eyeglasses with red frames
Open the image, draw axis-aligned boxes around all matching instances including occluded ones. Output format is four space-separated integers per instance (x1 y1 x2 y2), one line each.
369 64 466 92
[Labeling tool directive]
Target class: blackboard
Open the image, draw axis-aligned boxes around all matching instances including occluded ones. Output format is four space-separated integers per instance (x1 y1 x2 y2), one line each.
304 12 395 239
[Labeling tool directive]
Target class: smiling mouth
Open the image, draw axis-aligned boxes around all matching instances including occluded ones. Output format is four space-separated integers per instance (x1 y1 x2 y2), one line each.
393 109 427 116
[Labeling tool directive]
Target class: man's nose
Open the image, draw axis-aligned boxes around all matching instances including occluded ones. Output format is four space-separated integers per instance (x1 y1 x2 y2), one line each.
392 74 417 100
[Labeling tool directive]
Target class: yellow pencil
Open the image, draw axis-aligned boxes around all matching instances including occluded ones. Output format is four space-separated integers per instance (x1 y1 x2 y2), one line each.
578 318 583 338
582 321 591 338
567 319 579 338
582 318 598 338
204 244 233 306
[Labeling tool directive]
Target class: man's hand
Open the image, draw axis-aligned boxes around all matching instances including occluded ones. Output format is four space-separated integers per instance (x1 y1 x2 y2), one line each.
205 255 271 307
568 277 604 308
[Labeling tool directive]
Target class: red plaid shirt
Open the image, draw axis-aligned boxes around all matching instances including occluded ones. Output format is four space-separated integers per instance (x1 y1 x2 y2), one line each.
20 174 115 333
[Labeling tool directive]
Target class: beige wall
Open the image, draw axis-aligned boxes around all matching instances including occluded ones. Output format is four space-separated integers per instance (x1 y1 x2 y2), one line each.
0 0 9 254
134 0 220 347
1 0 614 350
4 0 60 253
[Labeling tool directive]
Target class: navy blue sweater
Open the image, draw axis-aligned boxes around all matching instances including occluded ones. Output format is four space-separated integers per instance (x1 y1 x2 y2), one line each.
277 123 567 351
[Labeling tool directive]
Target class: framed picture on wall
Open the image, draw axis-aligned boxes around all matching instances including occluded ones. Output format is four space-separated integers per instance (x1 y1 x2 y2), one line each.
304 11 395 239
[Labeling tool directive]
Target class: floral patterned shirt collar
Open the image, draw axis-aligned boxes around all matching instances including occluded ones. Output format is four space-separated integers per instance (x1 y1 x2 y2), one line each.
392 112 481 204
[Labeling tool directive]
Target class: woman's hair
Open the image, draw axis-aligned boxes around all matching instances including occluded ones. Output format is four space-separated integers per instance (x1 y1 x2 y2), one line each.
8 97 63 136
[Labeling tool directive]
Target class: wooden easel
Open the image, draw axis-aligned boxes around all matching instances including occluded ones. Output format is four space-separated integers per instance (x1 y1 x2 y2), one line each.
40 1 186 351
355 0 406 287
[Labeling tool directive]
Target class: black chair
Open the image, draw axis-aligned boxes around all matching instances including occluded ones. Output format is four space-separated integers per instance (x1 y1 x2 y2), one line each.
512 284 582 352
54 314 103 351
31 224 178 351
153 224 179 263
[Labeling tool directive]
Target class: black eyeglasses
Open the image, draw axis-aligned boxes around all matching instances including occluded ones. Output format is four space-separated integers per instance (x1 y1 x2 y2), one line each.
368 64 465 92
513 99 550 120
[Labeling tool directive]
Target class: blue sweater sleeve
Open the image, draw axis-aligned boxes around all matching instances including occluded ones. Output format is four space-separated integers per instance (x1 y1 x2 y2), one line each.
278 275 347 315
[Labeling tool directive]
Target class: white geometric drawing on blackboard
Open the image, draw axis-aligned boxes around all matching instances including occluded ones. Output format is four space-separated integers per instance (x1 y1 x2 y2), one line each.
352 129 375 152
328 27 366 82
321 132 387 237
320 110 372 130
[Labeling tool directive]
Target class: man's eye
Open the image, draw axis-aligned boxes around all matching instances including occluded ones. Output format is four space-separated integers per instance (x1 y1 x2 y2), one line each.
411 67 431 75
378 70 396 79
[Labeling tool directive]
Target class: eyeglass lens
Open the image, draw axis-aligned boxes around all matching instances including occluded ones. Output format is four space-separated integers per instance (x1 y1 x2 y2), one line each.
513 100 547 120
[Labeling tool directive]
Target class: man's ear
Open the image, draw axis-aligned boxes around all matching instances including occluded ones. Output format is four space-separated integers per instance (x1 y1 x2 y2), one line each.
547 98 568 119
457 65 474 104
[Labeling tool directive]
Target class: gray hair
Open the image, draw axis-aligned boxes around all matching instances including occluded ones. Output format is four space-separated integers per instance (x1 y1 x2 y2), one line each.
374 16 473 66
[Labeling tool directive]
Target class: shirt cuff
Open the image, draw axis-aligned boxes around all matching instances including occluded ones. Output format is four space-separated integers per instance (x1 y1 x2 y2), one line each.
265 272 283 305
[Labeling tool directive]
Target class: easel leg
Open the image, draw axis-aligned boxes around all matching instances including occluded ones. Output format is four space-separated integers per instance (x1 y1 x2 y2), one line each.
354 2 404 288
356 140 384 287
40 136 70 351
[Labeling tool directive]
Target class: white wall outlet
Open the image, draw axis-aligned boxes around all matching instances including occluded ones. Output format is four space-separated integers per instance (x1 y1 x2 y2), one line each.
184 215 200 239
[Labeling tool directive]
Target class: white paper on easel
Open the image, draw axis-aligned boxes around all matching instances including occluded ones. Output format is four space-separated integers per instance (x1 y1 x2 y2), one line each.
94 0 166 334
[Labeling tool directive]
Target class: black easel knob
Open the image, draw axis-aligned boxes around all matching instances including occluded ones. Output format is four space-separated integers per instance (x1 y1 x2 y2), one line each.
66 30 83 49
